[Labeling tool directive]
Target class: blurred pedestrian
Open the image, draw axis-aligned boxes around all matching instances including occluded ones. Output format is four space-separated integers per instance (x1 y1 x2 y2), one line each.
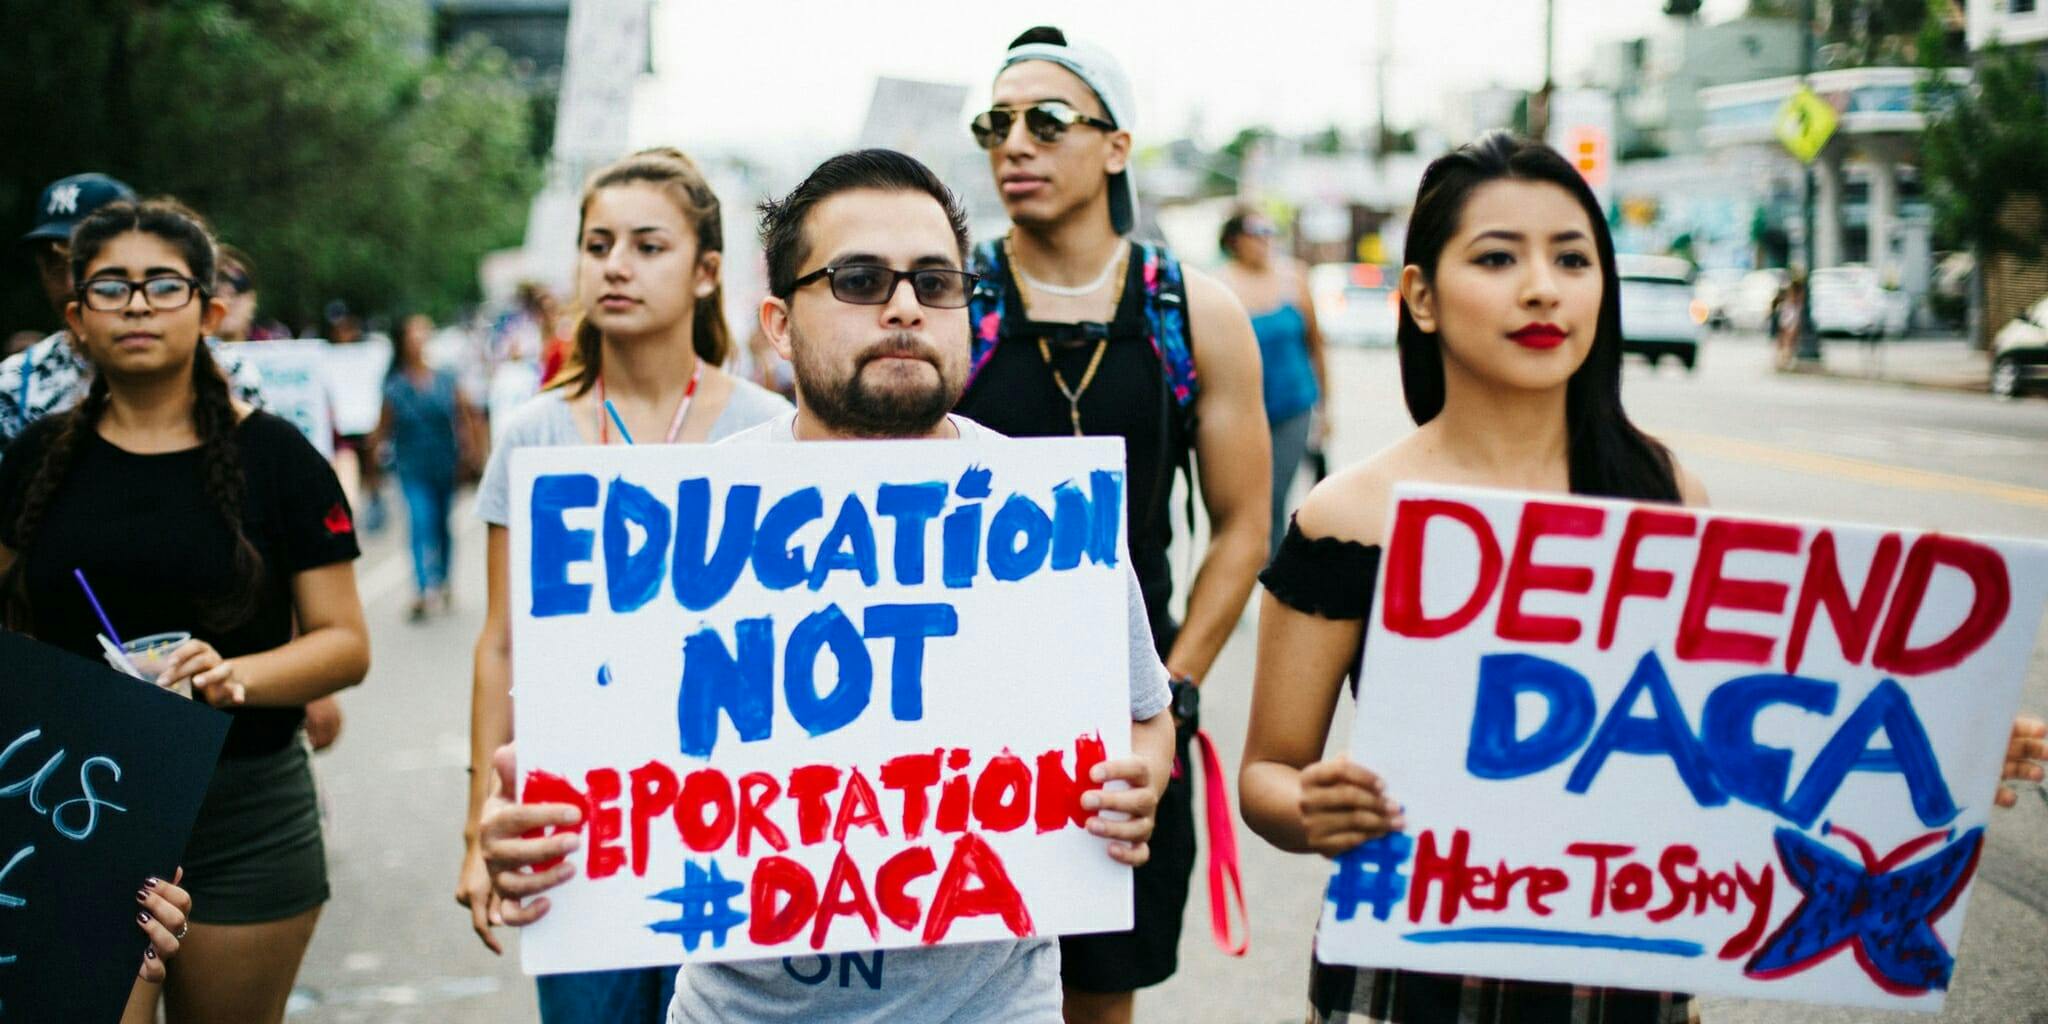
457 147 788 1022
1 173 263 460
373 313 479 620
0 198 369 1024
1217 208 1330 556
214 245 291 342
1774 270 1807 370
954 28 1269 1023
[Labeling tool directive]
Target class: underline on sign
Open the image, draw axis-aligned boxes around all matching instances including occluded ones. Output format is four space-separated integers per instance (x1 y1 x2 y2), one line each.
1402 927 1704 957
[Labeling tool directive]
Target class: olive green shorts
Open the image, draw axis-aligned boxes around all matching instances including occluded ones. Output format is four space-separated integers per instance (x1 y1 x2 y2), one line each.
182 741 329 925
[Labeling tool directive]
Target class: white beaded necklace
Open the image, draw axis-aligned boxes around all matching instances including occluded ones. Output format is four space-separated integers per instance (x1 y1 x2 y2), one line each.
1011 239 1127 297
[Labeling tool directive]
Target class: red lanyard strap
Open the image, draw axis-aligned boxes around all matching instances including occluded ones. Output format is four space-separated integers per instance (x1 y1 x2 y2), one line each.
1193 726 1249 956
598 365 701 445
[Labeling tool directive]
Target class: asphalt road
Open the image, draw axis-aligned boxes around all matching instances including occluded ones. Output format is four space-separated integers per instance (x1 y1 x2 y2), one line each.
286 332 2048 1023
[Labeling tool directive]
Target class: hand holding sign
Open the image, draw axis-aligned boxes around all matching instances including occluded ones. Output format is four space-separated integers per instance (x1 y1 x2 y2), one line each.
480 742 583 928
1997 714 2047 807
135 869 191 983
1299 758 1405 859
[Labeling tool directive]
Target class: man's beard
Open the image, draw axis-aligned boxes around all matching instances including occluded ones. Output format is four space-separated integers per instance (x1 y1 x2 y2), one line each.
793 329 962 438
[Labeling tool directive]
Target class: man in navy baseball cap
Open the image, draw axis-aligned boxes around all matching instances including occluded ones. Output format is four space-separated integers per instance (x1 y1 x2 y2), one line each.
20 172 138 316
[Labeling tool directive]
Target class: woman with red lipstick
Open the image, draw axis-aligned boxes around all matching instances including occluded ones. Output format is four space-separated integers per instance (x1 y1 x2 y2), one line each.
456 147 787 1022
0 199 369 1024
1239 133 1705 1022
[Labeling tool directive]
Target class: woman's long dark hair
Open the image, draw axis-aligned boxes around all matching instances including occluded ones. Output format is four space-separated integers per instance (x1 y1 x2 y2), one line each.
1396 131 1678 502
3 198 264 631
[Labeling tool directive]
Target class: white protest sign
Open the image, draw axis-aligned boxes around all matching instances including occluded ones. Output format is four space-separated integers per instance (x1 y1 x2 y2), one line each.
320 336 392 436
222 341 334 459
1318 483 2048 1010
510 438 1138 975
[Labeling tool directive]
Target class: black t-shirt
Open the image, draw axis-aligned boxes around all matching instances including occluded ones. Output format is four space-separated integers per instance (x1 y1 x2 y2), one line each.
0 410 360 758
954 253 1184 655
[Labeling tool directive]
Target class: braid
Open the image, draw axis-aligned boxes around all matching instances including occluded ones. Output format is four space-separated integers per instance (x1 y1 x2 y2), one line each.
190 343 264 630
2 376 111 630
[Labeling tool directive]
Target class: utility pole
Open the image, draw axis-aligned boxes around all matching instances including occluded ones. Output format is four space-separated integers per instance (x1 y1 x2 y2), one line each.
1530 0 1556 139
1796 0 1821 363
1374 0 1392 167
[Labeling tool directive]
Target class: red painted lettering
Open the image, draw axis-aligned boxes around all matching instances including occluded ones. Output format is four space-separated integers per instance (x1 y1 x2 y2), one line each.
880 751 940 838
1598 508 1698 649
1034 734 1106 833
972 751 1032 832
748 856 817 945
1872 534 2011 676
676 768 735 853
627 761 678 876
519 770 588 873
876 845 938 930
788 764 842 846
810 846 881 949
922 833 1034 944
1564 842 1634 916
584 768 625 879
1785 532 1901 674
1383 499 1503 639
1676 520 1802 665
1497 501 1605 643
737 771 789 856
832 769 889 842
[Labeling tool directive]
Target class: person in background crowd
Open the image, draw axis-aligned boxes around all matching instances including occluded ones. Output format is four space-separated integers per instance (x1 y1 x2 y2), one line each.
457 146 790 1023
1216 208 1330 557
476 145 1172 1024
1 173 263 459
0 198 369 1024
323 301 389 532
373 312 479 621
953 28 1268 1023
214 245 291 342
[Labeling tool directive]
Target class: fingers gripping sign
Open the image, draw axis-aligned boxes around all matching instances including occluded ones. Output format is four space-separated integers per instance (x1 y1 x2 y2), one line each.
480 743 584 928
1996 714 2047 808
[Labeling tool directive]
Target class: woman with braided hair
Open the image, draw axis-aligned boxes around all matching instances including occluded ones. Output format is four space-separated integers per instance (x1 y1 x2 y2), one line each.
0 198 369 1024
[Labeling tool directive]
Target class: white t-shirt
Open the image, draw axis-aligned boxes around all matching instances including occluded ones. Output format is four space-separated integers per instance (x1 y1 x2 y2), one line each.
667 411 1172 1024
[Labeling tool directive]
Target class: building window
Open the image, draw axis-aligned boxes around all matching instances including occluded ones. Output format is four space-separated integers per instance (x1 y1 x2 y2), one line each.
2013 0 2038 15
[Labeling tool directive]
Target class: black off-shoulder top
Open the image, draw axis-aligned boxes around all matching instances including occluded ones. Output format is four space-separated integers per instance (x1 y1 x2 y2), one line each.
1257 517 1382 691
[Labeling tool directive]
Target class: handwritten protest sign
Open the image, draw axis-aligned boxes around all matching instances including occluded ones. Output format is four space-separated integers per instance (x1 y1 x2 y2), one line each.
223 341 336 459
320 336 393 437
1318 483 2048 1010
0 633 228 1023
510 438 1138 975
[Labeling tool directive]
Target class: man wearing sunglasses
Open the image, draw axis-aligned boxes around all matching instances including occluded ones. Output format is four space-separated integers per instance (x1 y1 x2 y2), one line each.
1 173 264 460
478 148 1174 1022
955 27 1271 1024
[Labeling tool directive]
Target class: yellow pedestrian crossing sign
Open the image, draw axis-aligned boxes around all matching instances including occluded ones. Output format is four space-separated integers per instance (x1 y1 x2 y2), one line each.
1776 87 1837 164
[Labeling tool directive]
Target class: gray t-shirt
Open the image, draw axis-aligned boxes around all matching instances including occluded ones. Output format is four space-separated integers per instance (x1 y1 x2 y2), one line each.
474 376 791 526
667 411 1171 1024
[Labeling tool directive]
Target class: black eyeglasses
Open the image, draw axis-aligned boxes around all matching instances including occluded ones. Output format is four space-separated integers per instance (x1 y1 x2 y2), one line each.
970 102 1116 150
78 275 205 313
791 264 978 309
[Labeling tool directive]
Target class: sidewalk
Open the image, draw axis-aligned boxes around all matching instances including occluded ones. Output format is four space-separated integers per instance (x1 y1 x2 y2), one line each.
1783 334 1992 394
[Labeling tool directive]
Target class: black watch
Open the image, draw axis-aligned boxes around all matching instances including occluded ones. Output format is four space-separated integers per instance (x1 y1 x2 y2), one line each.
1169 676 1200 724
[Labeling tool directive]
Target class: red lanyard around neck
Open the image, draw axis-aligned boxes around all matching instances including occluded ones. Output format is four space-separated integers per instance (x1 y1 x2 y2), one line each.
597 364 700 445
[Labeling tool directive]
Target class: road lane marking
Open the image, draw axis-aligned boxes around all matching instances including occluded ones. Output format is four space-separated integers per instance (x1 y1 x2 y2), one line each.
1656 429 2048 512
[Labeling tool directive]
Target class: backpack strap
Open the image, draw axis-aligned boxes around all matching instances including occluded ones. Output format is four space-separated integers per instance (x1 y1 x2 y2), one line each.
1135 242 1199 426
965 239 1009 392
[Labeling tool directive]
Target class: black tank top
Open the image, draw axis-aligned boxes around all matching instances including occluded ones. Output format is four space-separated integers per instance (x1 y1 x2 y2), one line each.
954 251 1186 656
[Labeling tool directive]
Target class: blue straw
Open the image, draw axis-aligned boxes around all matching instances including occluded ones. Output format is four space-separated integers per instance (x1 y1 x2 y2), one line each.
72 568 128 648
603 400 637 445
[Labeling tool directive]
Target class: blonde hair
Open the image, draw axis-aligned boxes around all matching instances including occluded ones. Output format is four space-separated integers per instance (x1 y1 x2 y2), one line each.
554 147 731 395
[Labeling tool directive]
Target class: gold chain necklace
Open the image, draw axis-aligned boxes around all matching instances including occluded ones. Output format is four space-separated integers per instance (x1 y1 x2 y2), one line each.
1008 236 1128 437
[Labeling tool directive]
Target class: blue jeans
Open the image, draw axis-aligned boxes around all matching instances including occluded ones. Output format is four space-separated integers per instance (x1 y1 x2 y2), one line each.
1268 410 1314 557
398 474 454 594
536 967 677 1023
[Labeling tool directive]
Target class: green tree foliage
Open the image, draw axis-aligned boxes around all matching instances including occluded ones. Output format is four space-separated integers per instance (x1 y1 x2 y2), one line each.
1917 14 2047 258
0 0 541 333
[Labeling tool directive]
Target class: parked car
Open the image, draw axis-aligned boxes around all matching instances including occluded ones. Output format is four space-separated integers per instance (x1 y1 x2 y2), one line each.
1309 262 1400 347
1991 294 2048 399
1726 269 1789 333
1616 254 1700 371
1810 265 1912 339
1691 268 1749 330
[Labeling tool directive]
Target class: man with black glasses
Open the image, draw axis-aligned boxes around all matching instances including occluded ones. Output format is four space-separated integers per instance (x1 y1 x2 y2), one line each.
478 148 1175 1023
954 28 1270 1024
2 173 263 459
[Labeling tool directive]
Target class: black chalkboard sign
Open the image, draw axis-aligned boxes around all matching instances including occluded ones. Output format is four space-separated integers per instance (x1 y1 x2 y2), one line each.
0 632 229 1023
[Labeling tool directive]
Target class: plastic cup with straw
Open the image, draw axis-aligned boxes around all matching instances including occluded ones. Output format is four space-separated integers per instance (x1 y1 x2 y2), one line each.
74 569 192 696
